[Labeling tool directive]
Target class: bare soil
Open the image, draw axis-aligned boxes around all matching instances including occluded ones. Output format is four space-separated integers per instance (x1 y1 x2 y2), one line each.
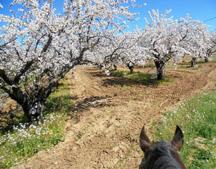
12 62 216 169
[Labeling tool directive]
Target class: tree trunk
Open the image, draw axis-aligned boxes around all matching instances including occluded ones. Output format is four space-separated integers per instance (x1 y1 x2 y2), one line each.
99 64 103 69
127 62 134 74
205 49 212 62
113 65 117 70
22 101 45 124
191 57 196 67
128 65 134 74
154 60 164 80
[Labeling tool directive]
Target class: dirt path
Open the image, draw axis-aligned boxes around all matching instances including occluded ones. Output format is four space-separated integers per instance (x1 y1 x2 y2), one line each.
12 63 216 169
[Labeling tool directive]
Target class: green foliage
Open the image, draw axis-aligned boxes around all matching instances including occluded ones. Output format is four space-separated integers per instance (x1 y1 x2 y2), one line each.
0 75 71 168
151 90 216 169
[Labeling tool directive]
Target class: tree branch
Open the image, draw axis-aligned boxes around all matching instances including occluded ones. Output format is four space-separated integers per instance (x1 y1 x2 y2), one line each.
0 38 16 50
0 67 13 85
14 60 35 84
40 34 52 57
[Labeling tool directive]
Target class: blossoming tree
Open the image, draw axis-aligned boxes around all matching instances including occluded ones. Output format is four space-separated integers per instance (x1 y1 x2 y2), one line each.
0 0 138 123
205 31 216 62
88 31 147 73
139 10 209 80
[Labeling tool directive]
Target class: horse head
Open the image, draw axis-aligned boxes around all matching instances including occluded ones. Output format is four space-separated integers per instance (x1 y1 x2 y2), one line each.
139 125 187 169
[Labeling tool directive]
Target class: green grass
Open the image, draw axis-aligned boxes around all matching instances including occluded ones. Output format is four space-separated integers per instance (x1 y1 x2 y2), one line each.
0 75 72 168
166 64 203 70
151 90 216 169
110 70 131 77
178 64 203 70
110 70 175 85
43 77 72 116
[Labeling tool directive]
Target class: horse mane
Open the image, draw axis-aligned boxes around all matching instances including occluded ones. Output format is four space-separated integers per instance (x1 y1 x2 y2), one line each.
140 140 184 169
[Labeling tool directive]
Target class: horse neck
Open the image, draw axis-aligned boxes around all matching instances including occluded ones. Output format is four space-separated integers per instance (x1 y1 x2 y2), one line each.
170 151 188 169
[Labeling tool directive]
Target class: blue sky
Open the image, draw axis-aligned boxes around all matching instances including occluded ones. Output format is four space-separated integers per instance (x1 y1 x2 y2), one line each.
128 0 216 31
0 0 216 31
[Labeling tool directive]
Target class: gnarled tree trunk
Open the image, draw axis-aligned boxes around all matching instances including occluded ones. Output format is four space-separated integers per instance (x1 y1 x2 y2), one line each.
22 101 45 124
127 62 134 74
154 60 165 80
0 63 73 124
191 57 196 67
113 65 117 70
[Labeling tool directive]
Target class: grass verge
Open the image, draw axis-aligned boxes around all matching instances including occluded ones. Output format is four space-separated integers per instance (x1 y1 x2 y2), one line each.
151 90 216 169
0 75 71 168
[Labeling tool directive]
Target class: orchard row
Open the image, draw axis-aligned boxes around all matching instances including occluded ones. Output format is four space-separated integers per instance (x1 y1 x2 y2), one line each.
0 0 215 123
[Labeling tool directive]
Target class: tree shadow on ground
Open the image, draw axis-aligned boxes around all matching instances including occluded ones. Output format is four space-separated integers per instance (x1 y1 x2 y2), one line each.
91 70 159 87
102 76 159 87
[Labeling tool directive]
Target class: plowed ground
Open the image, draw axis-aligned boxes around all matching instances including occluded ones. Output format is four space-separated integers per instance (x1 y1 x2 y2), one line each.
12 62 216 169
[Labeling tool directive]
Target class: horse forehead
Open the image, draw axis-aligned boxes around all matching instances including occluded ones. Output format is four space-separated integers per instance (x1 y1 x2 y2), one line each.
152 140 184 161
148 140 176 156
153 140 172 149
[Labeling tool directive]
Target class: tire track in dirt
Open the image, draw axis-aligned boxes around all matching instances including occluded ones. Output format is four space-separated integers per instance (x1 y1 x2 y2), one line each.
12 63 216 169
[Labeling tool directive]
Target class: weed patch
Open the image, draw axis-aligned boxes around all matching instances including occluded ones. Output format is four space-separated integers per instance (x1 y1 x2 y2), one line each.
0 75 71 168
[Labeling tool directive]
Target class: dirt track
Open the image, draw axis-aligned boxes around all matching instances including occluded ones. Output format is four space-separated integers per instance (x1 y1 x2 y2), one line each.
12 63 216 169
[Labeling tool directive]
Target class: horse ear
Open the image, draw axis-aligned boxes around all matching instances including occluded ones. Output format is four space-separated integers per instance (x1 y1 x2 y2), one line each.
171 125 184 151
140 125 151 153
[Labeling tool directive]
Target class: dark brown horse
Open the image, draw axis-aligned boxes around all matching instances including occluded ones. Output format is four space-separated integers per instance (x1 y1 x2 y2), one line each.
139 126 187 169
